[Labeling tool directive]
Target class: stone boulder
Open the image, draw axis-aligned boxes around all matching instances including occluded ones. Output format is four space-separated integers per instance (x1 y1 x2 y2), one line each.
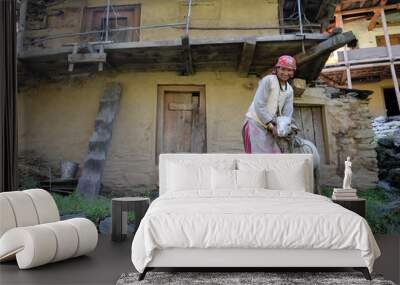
394 128 400 148
377 137 394 148
388 168 400 189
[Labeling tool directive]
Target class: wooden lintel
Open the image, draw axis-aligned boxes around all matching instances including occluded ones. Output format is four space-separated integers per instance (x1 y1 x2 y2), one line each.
68 53 107 64
294 31 356 66
238 40 256 77
181 35 194 75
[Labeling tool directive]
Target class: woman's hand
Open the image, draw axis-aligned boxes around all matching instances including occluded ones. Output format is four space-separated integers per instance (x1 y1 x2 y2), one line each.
267 122 278 137
271 126 278 137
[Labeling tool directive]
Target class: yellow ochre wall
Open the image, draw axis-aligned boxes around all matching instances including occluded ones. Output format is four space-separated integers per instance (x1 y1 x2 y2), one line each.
20 0 281 190
86 0 280 39
27 0 280 49
19 1 385 191
18 71 261 190
353 79 397 117
344 16 400 49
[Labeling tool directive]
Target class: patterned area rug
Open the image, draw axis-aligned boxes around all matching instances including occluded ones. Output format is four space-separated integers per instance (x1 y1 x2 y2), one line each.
116 271 396 285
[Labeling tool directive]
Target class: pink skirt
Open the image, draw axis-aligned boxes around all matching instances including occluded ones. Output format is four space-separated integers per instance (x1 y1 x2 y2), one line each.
242 119 281 154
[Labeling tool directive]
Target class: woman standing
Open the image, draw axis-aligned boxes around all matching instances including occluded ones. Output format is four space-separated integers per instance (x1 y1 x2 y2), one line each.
242 55 296 153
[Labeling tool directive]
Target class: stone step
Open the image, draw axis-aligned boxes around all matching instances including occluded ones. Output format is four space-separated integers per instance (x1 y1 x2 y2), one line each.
98 101 119 115
76 177 102 196
90 130 111 143
95 117 113 130
100 85 121 102
85 151 106 161
88 140 108 153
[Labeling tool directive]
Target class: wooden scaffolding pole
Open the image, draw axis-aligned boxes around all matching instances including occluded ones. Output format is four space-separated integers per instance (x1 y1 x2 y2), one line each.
381 8 400 111
335 10 352 88
105 0 111 42
185 0 193 35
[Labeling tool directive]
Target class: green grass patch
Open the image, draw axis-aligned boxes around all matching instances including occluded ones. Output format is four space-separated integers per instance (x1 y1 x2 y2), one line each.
357 187 389 203
53 192 135 226
321 187 333 198
322 186 400 234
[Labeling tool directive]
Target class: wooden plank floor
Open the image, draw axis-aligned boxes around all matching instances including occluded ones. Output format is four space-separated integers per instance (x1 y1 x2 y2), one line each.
0 234 398 285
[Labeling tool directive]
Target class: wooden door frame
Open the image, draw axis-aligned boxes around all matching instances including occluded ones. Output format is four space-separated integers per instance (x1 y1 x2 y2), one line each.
294 103 331 164
156 85 207 164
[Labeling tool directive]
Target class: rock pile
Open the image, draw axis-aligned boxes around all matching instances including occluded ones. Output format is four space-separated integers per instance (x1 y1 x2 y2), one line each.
372 116 400 140
375 117 400 190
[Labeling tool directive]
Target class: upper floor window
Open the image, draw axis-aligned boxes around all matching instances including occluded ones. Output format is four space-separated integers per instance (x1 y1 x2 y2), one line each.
82 5 141 43
376 34 400 47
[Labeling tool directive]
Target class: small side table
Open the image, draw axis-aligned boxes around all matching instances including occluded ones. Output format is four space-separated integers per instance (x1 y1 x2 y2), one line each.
332 198 366 218
111 197 150 242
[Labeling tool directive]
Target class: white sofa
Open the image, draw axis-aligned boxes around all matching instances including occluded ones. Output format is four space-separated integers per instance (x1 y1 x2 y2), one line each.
132 153 379 281
0 189 98 269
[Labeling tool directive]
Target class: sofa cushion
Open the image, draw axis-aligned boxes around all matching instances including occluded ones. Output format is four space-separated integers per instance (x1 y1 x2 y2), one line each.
24 189 60 224
0 196 17 237
0 218 98 269
1 191 39 227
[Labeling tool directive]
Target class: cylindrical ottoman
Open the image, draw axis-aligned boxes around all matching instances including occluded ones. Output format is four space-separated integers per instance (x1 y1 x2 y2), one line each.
0 218 98 269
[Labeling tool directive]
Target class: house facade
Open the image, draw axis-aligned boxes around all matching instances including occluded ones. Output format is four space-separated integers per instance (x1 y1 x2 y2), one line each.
322 2 400 118
17 0 378 194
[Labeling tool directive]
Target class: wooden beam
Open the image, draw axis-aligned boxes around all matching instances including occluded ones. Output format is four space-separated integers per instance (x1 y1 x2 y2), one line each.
341 0 369 11
319 72 343 86
238 39 256 77
68 53 107 64
294 31 356 66
339 3 399 16
368 0 388 31
368 9 381 31
181 35 194 75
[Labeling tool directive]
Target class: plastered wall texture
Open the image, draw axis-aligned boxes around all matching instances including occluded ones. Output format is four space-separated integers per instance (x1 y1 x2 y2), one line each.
19 0 379 192
18 72 378 192
25 0 280 50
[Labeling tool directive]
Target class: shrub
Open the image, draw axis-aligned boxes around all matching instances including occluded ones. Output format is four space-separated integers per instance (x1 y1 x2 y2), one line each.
322 186 400 234
52 192 135 226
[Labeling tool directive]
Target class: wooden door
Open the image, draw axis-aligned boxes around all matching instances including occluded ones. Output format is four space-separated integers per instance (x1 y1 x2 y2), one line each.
156 86 206 161
293 105 328 164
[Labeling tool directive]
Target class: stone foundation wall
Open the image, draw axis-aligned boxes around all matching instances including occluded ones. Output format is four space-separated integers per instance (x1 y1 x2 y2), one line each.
315 89 378 190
